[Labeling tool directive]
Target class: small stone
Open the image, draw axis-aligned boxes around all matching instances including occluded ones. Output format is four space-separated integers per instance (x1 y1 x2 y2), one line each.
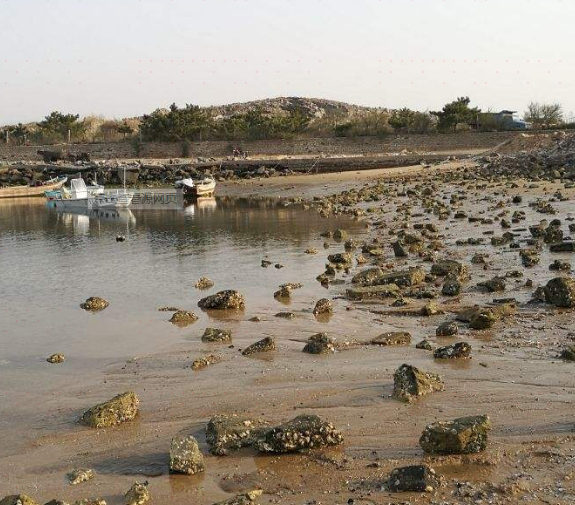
169 435 204 475
0 495 40 505
73 500 106 505
47 353 65 364
434 342 472 359
550 260 571 272
261 260 272 268
68 469 94 485
211 490 263 505
392 364 444 403
80 392 139 428
169 310 199 326
303 333 336 354
542 277 575 308
420 415 491 454
201 328 232 343
421 301 442 316
371 331 411 346
333 229 348 241
304 248 318 254
313 298 333 315
274 285 292 299
124 482 150 505
387 465 442 492
275 311 295 319
194 277 214 290
191 354 222 370
198 290 245 310
80 297 109 311
436 321 458 337
478 276 507 292
327 252 353 265
442 276 462 296
242 337 275 356
416 339 433 350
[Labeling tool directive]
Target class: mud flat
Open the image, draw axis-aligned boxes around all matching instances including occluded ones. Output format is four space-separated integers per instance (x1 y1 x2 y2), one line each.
2 133 575 505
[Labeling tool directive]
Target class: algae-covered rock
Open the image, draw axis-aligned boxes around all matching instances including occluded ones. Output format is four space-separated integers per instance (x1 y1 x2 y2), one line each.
313 298 333 315
442 276 462 296
68 469 94 485
431 260 468 280
254 414 343 453
206 415 267 456
345 284 400 301
351 267 385 286
124 482 150 505
0 496 40 505
387 465 442 492
80 297 109 311
80 392 139 428
420 415 491 454
47 353 65 364
201 328 232 343
392 364 444 403
434 342 472 359
327 252 353 265
211 490 263 505
198 290 245 310
195 277 214 290
520 249 540 267
416 339 433 350
169 435 204 475
371 331 411 346
44 501 69 505
543 277 575 308
377 267 425 288
274 285 292 299
478 276 506 292
303 333 336 354
421 301 442 316
469 308 498 330
333 228 348 241
242 337 275 356
169 310 199 325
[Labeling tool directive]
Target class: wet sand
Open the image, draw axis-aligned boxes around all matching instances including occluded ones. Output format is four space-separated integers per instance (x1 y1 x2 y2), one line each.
2 159 575 504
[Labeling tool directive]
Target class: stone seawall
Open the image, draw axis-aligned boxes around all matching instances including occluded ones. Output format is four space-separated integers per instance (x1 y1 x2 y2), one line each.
0 132 517 162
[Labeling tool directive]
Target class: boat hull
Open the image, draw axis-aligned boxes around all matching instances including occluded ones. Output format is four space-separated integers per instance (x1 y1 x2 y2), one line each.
0 178 67 199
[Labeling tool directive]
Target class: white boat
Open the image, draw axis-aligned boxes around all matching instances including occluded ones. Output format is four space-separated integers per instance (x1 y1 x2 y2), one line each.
45 178 134 210
175 177 216 198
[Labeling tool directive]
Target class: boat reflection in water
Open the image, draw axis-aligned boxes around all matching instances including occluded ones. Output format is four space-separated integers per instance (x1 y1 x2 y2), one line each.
183 197 217 216
48 204 136 235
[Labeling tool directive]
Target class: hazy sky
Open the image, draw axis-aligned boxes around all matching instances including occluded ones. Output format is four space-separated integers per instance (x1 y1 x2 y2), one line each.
1 0 574 124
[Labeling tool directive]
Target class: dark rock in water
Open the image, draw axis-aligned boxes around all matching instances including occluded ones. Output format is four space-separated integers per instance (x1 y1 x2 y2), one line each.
303 333 336 354
47 353 65 364
206 415 267 456
351 267 384 286
478 276 507 292
387 465 442 492
274 264 284 269
421 301 442 316
434 342 471 359
416 339 433 350
560 345 575 361
313 298 333 315
80 392 139 428
169 310 199 325
436 321 458 337
471 253 489 265
542 277 575 308
275 311 295 319
124 481 150 505
550 260 571 271
431 260 468 280
333 228 348 241
116 235 126 242
327 252 353 265
420 415 491 454
371 331 411 346
261 260 272 268
392 241 408 258
469 308 498 330
550 242 575 253
198 290 245 310
392 364 444 403
378 267 426 288
274 285 292 299
254 414 343 453
202 328 232 343
544 225 564 244
68 468 94 485
441 276 462 296
195 277 214 289
211 491 263 505
169 435 204 475
0 495 40 505
80 297 109 311
242 337 275 356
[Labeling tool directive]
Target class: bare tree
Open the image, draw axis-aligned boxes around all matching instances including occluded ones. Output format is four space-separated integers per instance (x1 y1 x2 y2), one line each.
525 102 563 129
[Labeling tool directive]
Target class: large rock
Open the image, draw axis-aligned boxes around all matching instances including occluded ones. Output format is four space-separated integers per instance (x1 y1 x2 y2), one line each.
0 496 39 505
313 298 333 315
387 465 442 492
80 297 109 311
206 415 267 456
441 276 462 296
80 392 139 428
371 331 411 346
327 252 352 265
124 482 150 505
351 267 384 286
419 415 491 454
434 342 472 359
478 276 507 292
202 328 232 343
242 337 275 356
169 435 205 475
198 290 245 310
169 310 199 325
346 284 401 301
436 321 458 337
376 267 426 288
543 277 575 308
392 364 444 403
194 277 214 290
303 333 336 354
431 260 468 280
254 414 343 453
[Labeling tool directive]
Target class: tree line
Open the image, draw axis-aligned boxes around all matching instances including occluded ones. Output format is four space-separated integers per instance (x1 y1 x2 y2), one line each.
1 98 571 146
